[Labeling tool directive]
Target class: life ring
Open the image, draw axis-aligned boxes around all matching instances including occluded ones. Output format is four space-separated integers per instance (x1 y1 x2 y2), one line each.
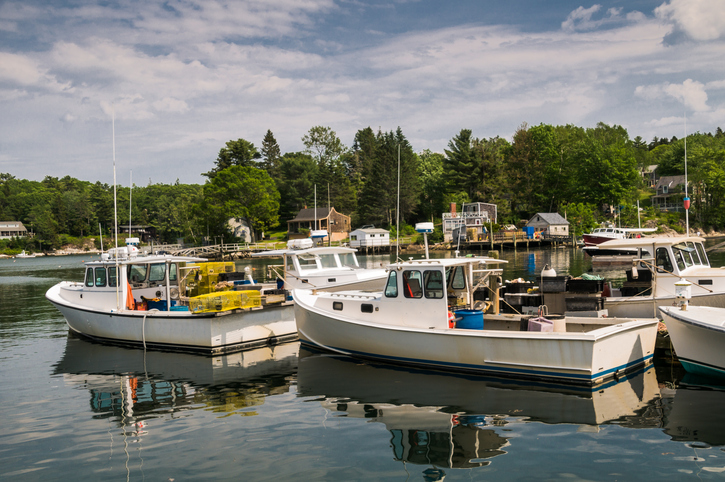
448 311 455 328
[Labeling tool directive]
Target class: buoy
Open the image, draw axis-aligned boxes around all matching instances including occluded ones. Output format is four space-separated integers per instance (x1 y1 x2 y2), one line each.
447 311 455 328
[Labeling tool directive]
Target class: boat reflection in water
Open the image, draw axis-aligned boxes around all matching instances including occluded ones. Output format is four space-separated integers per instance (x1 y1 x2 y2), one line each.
53 334 299 421
662 373 725 447
297 348 661 479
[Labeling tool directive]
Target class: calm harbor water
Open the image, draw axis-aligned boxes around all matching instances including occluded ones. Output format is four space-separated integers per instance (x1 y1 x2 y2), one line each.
3 245 725 480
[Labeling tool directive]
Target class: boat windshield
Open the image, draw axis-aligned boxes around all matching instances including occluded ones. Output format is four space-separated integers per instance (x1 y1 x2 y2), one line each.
446 266 466 290
339 252 358 268
318 254 337 269
297 255 319 271
385 271 398 298
696 242 710 267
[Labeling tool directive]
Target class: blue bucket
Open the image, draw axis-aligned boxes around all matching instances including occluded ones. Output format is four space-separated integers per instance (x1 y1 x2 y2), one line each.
454 309 484 329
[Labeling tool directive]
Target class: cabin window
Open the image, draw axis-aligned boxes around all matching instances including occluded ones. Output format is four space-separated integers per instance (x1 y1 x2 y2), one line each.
424 270 444 299
319 254 336 269
333 301 343 311
696 243 709 267
298 255 318 271
339 253 358 268
361 304 374 313
85 268 94 287
447 266 466 290
169 264 177 282
385 271 398 298
128 265 147 284
674 250 686 271
149 263 166 283
656 248 673 273
108 267 117 287
402 270 423 298
687 242 702 265
94 267 107 287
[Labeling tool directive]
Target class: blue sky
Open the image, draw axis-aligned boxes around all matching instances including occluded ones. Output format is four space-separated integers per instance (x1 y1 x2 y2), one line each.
1 0 724 185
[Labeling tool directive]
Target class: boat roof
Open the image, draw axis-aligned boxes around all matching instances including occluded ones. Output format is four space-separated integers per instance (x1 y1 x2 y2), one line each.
251 246 358 257
597 236 705 249
388 256 507 269
92 254 207 265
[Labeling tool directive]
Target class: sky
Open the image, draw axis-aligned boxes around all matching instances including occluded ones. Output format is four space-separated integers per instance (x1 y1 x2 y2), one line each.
1 0 724 186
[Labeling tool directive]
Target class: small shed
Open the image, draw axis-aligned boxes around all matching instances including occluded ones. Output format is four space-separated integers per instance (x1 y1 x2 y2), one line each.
526 213 570 237
349 228 390 248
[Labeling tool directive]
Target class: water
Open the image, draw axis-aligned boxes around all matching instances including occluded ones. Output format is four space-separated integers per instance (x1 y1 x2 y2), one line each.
3 246 725 480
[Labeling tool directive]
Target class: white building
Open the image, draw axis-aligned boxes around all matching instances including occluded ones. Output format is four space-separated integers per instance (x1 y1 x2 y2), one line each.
0 221 28 239
349 228 390 248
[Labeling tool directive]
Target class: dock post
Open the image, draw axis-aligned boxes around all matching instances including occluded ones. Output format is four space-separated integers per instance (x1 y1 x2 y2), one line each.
489 272 501 315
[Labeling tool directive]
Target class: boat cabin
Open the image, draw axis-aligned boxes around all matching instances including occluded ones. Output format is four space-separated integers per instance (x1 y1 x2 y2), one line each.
379 258 505 330
597 237 716 298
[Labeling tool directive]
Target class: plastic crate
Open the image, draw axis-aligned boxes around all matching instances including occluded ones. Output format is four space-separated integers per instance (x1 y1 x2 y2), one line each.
538 275 570 293
567 279 604 293
189 290 262 313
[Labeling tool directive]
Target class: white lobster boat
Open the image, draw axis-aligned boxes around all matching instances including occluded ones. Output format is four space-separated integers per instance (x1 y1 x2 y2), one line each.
252 246 388 292
659 305 725 378
599 236 725 319
46 245 297 354
294 256 659 385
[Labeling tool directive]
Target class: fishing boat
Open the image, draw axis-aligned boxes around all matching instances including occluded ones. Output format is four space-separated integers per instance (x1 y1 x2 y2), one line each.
659 305 725 378
46 244 297 354
251 245 388 292
599 236 725 318
581 226 656 256
293 256 659 385
16 250 36 258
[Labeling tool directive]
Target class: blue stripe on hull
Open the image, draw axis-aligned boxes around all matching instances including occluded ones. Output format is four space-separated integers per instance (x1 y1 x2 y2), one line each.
299 339 653 385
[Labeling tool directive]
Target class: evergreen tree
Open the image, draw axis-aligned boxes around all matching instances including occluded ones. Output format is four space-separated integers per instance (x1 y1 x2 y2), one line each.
260 129 281 177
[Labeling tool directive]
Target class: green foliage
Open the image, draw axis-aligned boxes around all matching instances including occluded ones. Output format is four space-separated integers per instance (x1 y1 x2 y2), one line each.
200 166 280 242
204 138 262 179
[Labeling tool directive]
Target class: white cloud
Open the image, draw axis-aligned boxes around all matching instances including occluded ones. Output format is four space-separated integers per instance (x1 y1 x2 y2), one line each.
655 0 725 41
635 79 710 112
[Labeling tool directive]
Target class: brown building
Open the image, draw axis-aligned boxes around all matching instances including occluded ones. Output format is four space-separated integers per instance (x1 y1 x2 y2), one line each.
287 207 351 242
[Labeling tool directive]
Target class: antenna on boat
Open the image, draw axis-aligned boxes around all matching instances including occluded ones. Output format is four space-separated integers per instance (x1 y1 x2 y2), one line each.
99 223 104 253
112 106 120 311
396 144 400 261
328 183 331 247
684 109 690 236
129 170 132 241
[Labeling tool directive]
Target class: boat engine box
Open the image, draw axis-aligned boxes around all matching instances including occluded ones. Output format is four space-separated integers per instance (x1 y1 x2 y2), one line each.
527 317 553 332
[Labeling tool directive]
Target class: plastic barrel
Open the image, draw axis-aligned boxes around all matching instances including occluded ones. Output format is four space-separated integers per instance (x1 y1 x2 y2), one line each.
454 309 484 329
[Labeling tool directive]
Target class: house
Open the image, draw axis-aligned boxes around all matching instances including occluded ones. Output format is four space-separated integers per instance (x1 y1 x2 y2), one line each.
119 225 157 243
526 213 570 237
287 207 351 242
228 218 252 243
641 165 658 188
651 175 687 212
349 227 390 248
0 221 28 239
442 202 497 242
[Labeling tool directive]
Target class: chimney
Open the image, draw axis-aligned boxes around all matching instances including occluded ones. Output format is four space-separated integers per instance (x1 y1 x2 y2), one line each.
450 203 456 214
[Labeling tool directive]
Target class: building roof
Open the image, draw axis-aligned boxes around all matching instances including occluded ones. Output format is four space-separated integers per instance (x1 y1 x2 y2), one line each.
288 207 340 223
527 213 570 226
351 228 389 235
0 221 27 231
655 175 687 190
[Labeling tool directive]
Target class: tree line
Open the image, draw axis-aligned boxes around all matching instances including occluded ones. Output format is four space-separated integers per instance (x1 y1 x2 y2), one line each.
2 123 724 251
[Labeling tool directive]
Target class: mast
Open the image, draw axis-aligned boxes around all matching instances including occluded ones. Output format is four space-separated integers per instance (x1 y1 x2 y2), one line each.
684 110 690 236
112 108 120 311
129 170 132 240
396 144 400 260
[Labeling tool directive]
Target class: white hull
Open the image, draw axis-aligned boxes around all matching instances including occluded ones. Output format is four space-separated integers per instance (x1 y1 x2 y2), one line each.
606 292 725 319
47 283 297 354
659 305 725 377
294 290 658 385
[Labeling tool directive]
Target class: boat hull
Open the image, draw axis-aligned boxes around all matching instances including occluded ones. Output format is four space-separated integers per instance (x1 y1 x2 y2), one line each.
294 292 658 386
46 283 297 354
606 292 725 319
659 305 725 377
